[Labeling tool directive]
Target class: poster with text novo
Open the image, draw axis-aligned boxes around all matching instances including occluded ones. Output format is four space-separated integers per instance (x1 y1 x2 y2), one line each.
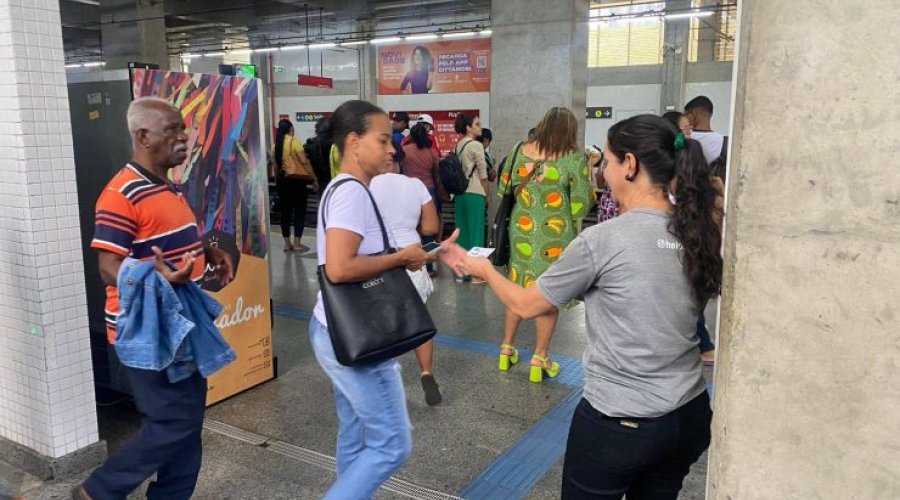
131 69 275 405
378 38 491 95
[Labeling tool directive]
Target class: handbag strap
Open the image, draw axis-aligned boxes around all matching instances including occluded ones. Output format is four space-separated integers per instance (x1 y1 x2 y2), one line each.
456 139 479 179
514 149 543 197
500 142 525 196
320 177 392 254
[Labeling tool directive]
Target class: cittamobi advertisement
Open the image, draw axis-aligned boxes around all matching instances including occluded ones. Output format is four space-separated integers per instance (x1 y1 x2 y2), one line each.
378 38 491 95
131 69 275 405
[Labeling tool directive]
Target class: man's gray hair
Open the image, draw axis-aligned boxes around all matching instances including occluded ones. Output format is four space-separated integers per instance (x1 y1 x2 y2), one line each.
127 97 178 142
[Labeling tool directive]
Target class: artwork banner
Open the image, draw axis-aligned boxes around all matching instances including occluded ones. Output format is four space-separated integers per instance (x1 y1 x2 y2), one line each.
131 69 275 405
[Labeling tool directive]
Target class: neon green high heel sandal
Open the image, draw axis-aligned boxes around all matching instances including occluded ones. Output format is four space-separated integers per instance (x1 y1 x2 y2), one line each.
529 354 560 383
498 344 519 371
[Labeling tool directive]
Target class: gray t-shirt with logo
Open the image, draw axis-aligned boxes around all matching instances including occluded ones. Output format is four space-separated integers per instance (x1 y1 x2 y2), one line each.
537 208 706 418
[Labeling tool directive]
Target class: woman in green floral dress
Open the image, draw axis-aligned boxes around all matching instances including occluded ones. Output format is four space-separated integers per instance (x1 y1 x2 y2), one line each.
496 107 593 383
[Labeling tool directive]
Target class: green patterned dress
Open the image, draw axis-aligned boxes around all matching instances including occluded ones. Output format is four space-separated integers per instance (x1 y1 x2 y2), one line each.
498 146 592 287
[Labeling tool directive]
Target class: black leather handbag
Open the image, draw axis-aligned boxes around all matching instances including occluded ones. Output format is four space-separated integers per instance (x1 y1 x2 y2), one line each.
317 178 437 366
488 142 538 266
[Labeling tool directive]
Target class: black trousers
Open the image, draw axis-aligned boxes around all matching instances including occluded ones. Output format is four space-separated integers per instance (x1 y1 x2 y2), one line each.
562 392 712 500
84 368 207 500
278 179 309 239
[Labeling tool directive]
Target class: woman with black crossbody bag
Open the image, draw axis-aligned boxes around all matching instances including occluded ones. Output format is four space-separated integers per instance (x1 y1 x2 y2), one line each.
308 101 433 499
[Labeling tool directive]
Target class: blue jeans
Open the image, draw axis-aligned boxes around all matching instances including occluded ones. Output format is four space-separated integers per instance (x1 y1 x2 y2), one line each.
84 368 206 500
309 316 413 500
697 313 715 353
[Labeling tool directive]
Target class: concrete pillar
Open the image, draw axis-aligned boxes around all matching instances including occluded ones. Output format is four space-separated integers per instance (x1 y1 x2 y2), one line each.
354 20 376 104
711 0 900 497
0 0 105 481
100 0 170 70
489 0 589 158
659 0 690 112
693 0 719 63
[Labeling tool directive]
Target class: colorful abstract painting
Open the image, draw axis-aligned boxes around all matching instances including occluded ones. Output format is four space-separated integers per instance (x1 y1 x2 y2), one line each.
131 69 275 405
131 69 269 259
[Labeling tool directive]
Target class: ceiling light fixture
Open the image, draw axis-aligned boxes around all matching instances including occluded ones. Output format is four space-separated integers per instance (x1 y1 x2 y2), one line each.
309 42 337 49
205 51 227 57
229 48 254 55
65 63 83 69
442 31 476 39
665 10 715 19
480 30 493 36
180 53 201 59
406 34 439 41
339 40 369 46
591 9 714 25
371 36 402 44
82 62 105 68
255 47 279 53
280 45 307 51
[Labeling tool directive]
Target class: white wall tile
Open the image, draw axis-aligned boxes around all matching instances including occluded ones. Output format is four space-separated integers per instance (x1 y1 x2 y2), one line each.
0 0 98 459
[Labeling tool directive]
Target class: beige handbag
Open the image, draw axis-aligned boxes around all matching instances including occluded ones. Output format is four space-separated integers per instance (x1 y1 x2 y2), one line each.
282 136 316 181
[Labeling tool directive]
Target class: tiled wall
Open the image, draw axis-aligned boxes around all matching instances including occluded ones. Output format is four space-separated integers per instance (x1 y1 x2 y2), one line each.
0 0 99 458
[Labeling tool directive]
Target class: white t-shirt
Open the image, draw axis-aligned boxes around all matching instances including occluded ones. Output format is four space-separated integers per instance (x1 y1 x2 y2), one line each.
313 173 397 325
691 130 724 164
370 173 433 247
371 173 435 303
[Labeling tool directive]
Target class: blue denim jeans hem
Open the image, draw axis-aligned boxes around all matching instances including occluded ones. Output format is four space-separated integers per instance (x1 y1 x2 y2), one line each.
309 316 412 500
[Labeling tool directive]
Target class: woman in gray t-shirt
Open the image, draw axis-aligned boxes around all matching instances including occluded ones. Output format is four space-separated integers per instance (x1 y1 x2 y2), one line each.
455 114 723 499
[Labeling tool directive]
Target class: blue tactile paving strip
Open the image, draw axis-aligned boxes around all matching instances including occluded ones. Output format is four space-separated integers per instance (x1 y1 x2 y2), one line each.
273 303 312 321
272 303 714 499
459 388 582 500
273 303 584 388
273 303 585 499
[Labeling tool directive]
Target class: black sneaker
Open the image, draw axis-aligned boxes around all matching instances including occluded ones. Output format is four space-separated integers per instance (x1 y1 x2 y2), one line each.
420 374 442 406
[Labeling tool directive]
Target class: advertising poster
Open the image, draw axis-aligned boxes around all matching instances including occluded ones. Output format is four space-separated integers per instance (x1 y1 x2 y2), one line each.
378 38 491 95
131 69 275 405
390 110 480 155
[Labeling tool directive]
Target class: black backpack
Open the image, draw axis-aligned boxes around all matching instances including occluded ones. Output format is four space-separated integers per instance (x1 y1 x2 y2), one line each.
439 140 476 195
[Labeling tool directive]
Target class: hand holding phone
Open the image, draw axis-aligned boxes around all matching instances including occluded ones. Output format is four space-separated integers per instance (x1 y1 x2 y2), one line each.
423 241 442 255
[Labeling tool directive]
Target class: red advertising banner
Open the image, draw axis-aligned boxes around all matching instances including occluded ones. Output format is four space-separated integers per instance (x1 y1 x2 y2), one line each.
378 38 491 95
298 74 334 89
391 110 480 155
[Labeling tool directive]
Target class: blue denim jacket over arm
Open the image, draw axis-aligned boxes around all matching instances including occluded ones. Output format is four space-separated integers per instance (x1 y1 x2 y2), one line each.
114 258 237 382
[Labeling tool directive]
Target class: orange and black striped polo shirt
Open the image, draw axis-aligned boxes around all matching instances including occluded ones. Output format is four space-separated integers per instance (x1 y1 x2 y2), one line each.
91 162 206 344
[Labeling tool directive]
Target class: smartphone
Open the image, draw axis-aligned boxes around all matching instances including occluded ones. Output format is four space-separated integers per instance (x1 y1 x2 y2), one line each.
423 242 441 255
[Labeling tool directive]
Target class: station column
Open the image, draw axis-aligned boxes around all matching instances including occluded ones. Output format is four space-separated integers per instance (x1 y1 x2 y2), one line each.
0 0 104 481
489 0 590 158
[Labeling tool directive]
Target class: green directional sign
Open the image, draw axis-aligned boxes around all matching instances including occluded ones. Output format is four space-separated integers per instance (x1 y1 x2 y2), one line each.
587 107 613 119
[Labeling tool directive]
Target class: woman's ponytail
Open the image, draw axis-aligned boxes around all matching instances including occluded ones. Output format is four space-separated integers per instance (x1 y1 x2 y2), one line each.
669 138 723 307
607 114 723 310
273 119 293 171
